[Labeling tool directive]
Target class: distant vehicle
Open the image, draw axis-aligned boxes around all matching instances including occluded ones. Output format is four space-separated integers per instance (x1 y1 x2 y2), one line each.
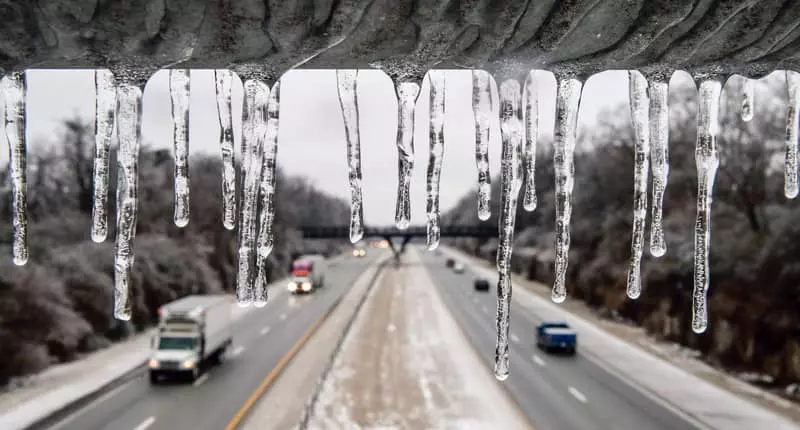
149 295 233 384
352 248 366 257
453 262 465 273
445 258 455 268
474 278 490 292
536 322 577 355
288 259 324 294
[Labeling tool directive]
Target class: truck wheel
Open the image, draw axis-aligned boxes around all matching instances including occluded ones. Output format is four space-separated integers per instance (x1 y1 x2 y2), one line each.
190 367 199 382
149 372 159 385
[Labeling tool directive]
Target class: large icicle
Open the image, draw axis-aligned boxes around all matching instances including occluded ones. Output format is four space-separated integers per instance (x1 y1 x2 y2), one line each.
648 77 670 257
253 81 281 307
472 70 493 220
2 72 28 266
494 79 524 381
91 70 115 243
113 84 143 320
691 77 722 334
170 69 191 227
336 70 364 243
786 71 800 199
236 80 269 306
426 70 446 250
394 80 420 229
523 71 539 212
551 76 583 304
741 78 754 122
626 71 651 300
215 70 237 230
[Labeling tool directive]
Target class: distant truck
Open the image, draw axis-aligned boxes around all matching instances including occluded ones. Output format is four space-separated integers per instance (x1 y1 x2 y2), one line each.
288 258 325 294
536 321 577 355
148 295 233 383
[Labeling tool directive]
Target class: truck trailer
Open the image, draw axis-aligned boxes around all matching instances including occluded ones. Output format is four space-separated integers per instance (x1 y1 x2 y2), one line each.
148 295 233 383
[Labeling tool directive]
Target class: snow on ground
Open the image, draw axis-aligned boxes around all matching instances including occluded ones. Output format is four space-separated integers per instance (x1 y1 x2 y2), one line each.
307 248 531 430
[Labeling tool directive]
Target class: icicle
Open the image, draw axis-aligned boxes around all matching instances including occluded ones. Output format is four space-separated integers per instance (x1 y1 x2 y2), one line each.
394 80 420 230
626 71 650 300
785 71 800 199
3 72 28 266
649 78 670 258
494 79 524 381
91 70 115 243
215 70 237 230
169 69 191 227
472 70 493 220
336 70 364 243
253 81 281 307
113 84 143 320
691 77 722 334
236 80 269 306
523 71 539 212
741 78 754 122
551 77 583 304
426 70 446 250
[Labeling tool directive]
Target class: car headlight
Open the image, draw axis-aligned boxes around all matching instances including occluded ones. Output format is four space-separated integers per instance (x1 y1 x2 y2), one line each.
148 359 159 368
182 360 195 369
302 282 312 291
288 282 297 292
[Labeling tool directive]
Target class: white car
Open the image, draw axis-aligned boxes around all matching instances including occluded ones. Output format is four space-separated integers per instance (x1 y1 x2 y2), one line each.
453 262 465 273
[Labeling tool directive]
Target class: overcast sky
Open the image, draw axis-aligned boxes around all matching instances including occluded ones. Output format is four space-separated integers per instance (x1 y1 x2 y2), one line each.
14 68 632 226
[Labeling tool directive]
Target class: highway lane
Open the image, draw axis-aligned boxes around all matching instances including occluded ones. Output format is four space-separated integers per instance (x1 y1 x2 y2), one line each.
421 249 700 430
44 252 382 430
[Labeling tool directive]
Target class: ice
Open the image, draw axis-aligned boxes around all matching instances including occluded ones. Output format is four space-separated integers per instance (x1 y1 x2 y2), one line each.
91 70 115 243
648 78 670 257
215 69 237 230
426 70 446 250
785 71 800 199
113 84 143 321
523 70 539 212
394 81 420 230
626 71 650 300
741 78 754 122
2 72 28 266
692 77 722 334
336 70 364 244
236 80 269 306
169 69 191 227
494 79 524 381
472 70 493 220
551 77 583 304
253 81 281 308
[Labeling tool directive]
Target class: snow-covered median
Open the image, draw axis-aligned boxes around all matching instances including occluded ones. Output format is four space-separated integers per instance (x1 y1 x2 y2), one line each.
307 248 531 429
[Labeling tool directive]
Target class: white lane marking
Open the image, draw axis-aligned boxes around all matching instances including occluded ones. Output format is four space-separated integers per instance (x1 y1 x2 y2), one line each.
532 355 546 367
510 333 521 344
568 386 588 403
50 376 135 430
279 313 287 321
133 416 156 430
231 346 245 357
192 373 209 387
260 326 271 336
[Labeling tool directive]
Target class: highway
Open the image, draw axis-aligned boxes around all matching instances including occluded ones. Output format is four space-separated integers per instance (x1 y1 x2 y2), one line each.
40 253 379 430
421 249 701 430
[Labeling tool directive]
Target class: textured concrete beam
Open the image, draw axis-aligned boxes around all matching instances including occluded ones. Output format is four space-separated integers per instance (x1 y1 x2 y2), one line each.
1 0 799 84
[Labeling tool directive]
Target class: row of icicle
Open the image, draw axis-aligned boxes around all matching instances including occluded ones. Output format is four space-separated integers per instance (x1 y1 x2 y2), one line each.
1 69 799 379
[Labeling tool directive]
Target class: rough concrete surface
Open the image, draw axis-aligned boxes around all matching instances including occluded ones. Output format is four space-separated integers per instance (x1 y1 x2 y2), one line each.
306 248 532 430
1 1 798 83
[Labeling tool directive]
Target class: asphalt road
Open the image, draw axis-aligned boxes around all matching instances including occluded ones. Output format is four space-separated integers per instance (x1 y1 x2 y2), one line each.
43 252 380 430
421 249 700 430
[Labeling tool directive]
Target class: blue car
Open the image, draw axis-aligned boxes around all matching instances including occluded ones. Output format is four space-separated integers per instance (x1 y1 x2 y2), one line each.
536 321 577 355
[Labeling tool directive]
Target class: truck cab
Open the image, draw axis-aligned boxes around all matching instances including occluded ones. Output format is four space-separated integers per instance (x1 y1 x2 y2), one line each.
148 295 233 383
288 259 325 294
536 321 577 355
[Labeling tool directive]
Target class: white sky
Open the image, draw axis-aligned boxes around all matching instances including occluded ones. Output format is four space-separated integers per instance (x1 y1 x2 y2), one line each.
15 68 630 226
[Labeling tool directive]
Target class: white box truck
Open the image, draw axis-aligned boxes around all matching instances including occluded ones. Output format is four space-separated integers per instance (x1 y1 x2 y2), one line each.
148 295 233 383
